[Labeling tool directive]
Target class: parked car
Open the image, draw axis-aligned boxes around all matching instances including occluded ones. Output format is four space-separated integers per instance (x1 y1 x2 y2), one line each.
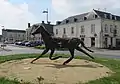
34 40 42 46
25 41 34 47
20 41 29 46
15 41 22 45
25 40 42 47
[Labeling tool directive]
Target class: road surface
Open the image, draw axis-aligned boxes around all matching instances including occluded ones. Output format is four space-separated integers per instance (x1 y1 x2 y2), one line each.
0 43 120 59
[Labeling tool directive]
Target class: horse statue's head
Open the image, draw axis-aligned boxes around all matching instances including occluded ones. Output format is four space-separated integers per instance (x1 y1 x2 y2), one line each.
30 24 41 36
30 23 51 37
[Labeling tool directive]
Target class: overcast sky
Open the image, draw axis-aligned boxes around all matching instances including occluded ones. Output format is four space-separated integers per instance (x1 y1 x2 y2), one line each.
0 0 120 34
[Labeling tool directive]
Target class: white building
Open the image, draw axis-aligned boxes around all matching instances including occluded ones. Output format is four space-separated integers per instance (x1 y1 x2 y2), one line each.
53 9 120 48
2 29 26 43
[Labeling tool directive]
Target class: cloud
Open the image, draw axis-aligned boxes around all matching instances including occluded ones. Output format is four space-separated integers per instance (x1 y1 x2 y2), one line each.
0 0 38 34
52 0 120 20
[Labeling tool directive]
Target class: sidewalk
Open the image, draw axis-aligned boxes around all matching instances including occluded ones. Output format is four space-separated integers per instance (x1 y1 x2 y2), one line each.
89 48 120 56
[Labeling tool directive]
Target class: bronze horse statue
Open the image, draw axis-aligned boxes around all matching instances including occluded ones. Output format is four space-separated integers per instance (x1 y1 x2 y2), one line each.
30 24 94 65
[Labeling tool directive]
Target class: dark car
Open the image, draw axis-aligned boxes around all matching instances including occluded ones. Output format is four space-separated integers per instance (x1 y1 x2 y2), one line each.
25 41 42 47
34 40 42 46
20 41 29 46
25 41 33 47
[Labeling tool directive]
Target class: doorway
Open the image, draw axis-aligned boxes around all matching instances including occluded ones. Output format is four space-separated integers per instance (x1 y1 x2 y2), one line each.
91 37 95 47
104 38 108 48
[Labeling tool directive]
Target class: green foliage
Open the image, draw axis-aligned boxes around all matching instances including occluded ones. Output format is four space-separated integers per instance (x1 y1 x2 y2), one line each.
0 77 32 84
35 45 45 49
78 56 120 84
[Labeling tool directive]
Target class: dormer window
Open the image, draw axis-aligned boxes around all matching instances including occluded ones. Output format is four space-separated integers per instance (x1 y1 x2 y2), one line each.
95 15 98 18
56 21 61 25
63 28 66 34
112 16 115 20
66 20 69 23
74 18 78 22
56 29 58 35
84 17 87 20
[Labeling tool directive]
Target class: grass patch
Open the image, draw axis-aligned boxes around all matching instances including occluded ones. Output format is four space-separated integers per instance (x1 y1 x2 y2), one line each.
0 53 119 84
0 77 32 84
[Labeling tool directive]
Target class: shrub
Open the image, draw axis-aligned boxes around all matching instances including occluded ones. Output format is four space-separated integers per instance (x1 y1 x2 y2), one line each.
35 45 45 49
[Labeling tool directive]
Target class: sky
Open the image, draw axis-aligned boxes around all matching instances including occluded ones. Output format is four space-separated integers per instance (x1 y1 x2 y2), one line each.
0 0 120 34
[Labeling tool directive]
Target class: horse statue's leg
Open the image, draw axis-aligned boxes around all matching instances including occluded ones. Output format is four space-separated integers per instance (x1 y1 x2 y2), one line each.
81 41 94 53
31 48 49 63
63 48 74 65
76 46 94 59
49 49 62 60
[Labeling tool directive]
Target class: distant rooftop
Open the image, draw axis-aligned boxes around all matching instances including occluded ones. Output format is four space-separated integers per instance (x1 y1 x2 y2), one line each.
2 29 26 33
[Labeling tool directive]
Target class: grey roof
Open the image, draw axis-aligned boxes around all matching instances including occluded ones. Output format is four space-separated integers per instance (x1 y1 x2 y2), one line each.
93 9 120 21
2 29 26 33
56 9 120 25
59 13 89 25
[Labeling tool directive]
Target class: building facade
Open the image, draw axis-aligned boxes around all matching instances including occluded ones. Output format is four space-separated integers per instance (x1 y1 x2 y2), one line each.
0 35 2 42
53 9 120 48
2 29 26 43
26 21 54 41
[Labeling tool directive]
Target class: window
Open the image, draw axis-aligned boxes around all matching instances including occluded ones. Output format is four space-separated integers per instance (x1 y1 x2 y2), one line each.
66 20 69 23
71 27 74 34
114 25 117 36
91 24 95 33
115 25 117 29
95 15 98 18
81 26 85 34
112 16 115 20
84 17 87 20
74 18 77 22
63 28 66 34
105 24 108 33
110 25 113 33
115 25 117 33
56 29 58 35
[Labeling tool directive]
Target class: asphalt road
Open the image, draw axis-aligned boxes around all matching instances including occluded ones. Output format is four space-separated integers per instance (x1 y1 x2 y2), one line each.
0 43 120 59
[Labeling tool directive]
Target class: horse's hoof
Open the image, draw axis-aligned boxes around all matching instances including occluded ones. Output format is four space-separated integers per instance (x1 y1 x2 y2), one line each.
63 62 67 65
30 61 34 64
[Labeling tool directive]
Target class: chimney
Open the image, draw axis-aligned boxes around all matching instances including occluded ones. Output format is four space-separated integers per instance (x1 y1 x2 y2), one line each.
47 21 51 24
28 23 30 28
42 21 44 24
